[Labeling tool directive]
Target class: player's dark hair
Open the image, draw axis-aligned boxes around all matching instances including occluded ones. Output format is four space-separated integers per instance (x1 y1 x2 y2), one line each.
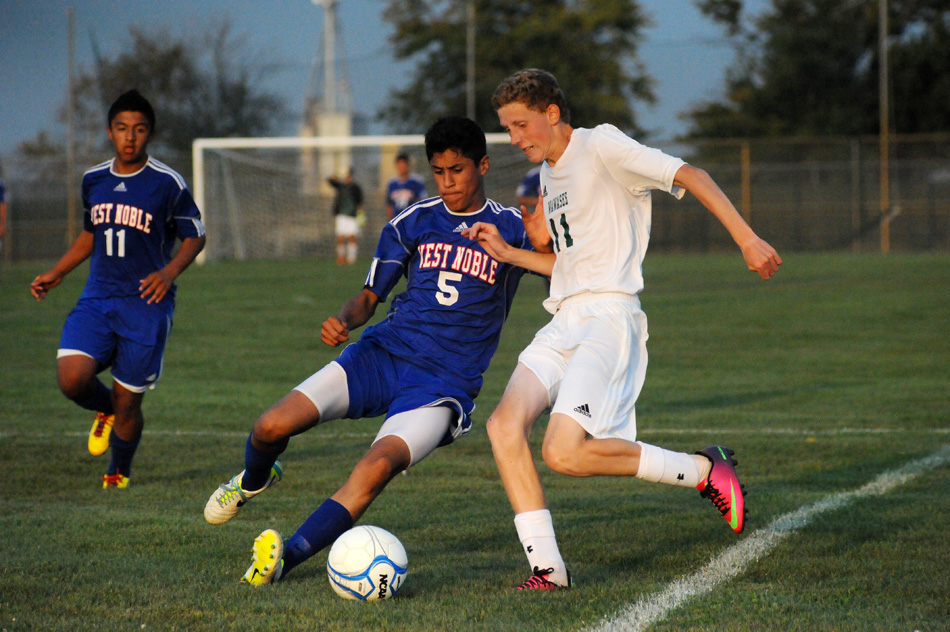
424 117 486 164
396 152 410 162
491 68 571 124
107 89 156 130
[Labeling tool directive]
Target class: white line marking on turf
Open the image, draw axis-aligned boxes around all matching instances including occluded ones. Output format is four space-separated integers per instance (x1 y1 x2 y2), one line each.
587 445 950 632
2 427 946 440
645 427 949 436
0 429 378 440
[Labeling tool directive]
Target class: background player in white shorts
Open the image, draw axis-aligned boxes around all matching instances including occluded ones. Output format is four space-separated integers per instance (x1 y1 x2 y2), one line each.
204 117 533 586
327 169 364 264
465 68 782 590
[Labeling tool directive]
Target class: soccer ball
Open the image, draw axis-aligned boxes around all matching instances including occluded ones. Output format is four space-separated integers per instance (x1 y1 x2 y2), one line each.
326 525 408 601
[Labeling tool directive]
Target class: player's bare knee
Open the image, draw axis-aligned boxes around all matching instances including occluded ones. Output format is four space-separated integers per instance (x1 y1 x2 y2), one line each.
486 412 525 447
57 373 89 401
541 440 585 477
354 450 405 492
252 410 290 446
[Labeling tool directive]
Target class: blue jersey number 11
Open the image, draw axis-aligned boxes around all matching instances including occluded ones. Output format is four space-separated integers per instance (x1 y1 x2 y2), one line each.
103 228 126 257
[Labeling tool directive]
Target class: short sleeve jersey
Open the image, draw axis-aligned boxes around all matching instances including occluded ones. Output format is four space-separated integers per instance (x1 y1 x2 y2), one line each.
330 179 364 217
386 175 428 214
540 124 685 312
80 157 205 300
360 196 530 392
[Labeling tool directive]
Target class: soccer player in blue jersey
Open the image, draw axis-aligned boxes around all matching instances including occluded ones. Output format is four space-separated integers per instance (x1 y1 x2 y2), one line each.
30 89 206 489
0 178 7 257
385 152 428 219
204 116 534 586
0 180 7 262
516 166 541 209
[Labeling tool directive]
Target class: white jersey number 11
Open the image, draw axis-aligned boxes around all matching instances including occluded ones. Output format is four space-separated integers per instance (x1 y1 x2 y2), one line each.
549 214 574 252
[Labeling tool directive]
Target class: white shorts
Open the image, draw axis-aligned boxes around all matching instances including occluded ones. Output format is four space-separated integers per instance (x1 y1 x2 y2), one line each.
335 215 358 237
294 362 452 466
518 292 647 442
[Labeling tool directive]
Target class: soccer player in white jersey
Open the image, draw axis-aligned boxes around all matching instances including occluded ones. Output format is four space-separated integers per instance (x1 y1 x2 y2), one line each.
204 117 534 586
464 69 782 590
30 90 206 489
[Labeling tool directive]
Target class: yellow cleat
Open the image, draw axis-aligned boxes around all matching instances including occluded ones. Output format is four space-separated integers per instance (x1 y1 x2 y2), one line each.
101 473 130 489
241 529 284 586
88 412 114 456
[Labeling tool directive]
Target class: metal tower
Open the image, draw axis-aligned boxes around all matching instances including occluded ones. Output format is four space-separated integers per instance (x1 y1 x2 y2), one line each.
302 0 355 192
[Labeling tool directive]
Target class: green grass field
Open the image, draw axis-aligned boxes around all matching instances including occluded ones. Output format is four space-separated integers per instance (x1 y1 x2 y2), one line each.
1 253 947 631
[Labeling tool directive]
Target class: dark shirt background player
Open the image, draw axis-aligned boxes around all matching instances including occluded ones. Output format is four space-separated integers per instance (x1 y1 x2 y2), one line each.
204 117 535 586
30 89 206 489
327 170 364 264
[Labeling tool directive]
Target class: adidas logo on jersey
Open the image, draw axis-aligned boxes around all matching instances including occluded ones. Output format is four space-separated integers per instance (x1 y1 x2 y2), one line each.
453 222 470 233
113 182 127 192
573 403 591 418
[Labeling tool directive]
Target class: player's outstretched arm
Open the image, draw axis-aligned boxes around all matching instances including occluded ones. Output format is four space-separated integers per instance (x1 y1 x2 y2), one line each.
139 235 207 305
673 164 782 280
30 230 95 301
321 288 380 347
462 222 556 276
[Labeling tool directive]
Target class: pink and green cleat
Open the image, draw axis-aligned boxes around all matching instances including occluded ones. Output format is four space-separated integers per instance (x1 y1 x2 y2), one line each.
696 446 746 534
516 567 574 591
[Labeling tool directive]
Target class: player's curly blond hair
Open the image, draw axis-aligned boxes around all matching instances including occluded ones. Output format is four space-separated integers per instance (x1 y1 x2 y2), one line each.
491 69 571 124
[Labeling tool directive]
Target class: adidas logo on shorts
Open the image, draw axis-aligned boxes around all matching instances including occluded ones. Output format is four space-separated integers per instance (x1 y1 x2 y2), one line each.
573 403 591 418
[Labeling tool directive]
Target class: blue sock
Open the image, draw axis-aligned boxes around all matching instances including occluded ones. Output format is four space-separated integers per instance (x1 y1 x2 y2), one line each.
107 434 140 477
241 433 284 491
74 380 114 415
283 498 354 576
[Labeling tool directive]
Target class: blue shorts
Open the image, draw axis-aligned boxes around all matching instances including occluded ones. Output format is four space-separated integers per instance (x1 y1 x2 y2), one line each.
335 340 476 445
58 296 173 393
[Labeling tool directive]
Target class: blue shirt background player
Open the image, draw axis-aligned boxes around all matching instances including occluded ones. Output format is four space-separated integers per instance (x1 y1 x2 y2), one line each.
31 89 206 489
516 166 541 209
385 152 428 219
203 116 538 587
0 178 7 253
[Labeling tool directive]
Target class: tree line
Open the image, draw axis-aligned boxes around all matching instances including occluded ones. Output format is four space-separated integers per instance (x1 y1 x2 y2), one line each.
15 0 950 162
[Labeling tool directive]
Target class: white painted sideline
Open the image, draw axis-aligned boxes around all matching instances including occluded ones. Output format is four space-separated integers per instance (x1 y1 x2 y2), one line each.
586 445 950 632
3 426 946 440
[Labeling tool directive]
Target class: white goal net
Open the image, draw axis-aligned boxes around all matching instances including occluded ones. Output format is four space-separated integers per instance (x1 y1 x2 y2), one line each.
191 133 532 261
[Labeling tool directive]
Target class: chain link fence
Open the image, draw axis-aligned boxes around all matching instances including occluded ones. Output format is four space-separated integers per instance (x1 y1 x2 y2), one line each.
2 133 948 264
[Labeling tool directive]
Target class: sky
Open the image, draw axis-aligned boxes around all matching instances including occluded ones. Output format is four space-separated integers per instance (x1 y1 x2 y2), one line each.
0 0 766 157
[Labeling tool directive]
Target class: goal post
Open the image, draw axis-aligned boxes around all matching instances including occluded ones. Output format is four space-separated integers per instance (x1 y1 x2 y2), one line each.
191 133 523 262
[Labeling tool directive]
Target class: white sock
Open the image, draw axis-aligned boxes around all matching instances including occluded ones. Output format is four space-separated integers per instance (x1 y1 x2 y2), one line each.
513 509 569 586
346 242 357 263
635 441 711 488
336 242 345 260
